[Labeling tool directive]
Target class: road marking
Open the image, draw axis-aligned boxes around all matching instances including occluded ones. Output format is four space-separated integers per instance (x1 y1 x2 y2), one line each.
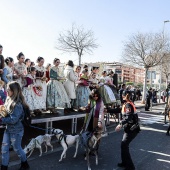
138 112 164 125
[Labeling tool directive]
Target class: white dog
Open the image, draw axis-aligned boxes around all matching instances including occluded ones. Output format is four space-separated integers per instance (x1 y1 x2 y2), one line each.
51 128 80 162
24 134 53 158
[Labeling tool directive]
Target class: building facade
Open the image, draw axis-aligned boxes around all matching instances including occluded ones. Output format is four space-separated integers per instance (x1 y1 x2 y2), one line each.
104 62 145 84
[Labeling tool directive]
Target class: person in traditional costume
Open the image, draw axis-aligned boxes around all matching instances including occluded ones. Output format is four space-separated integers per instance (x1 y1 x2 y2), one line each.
14 52 27 88
24 58 31 74
89 66 100 80
80 65 89 78
0 44 5 79
64 60 78 112
75 69 90 111
106 70 120 101
22 67 43 116
74 66 81 80
98 71 116 106
35 57 47 111
45 63 51 83
2 57 14 84
46 58 70 113
83 65 89 72
88 73 99 91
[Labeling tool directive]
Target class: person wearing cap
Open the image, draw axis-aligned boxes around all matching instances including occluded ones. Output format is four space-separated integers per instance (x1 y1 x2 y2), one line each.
0 45 5 78
115 90 140 170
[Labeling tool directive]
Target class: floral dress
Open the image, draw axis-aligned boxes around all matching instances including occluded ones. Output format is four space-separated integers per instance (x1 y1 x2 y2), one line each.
22 74 44 111
106 76 120 101
46 66 70 109
14 62 27 88
75 74 90 108
98 76 116 104
35 65 47 110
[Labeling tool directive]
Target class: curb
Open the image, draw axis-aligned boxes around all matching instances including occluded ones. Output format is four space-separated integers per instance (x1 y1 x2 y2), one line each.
135 102 165 109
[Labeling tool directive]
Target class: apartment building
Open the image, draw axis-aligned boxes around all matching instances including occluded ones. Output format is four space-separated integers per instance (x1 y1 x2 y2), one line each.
104 62 145 84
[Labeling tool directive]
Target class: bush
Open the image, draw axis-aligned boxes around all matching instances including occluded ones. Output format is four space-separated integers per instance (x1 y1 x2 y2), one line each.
126 82 134 85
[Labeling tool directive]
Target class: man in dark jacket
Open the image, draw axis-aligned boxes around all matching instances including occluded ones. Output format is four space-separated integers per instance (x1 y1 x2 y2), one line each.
145 88 152 111
0 45 4 78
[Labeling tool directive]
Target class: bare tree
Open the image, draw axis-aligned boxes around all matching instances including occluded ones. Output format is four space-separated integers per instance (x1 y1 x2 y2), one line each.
55 24 98 65
162 54 170 87
122 32 170 103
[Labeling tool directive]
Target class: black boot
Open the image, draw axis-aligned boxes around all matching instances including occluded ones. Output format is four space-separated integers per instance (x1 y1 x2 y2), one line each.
18 161 30 170
1 165 8 170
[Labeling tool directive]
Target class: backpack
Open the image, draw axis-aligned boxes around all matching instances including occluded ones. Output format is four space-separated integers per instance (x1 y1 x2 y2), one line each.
22 106 32 127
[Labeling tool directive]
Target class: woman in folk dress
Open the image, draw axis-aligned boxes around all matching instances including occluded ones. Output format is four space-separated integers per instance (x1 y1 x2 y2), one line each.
98 71 116 105
24 58 31 74
64 60 78 112
22 67 43 116
106 70 120 101
46 58 70 113
75 69 91 111
2 57 14 84
14 52 27 88
45 63 51 83
74 66 81 82
35 57 47 111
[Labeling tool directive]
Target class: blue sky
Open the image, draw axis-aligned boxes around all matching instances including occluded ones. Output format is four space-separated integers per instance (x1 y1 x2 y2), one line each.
1 0 170 65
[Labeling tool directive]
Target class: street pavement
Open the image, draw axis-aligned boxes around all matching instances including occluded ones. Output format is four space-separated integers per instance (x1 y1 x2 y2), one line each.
6 103 170 170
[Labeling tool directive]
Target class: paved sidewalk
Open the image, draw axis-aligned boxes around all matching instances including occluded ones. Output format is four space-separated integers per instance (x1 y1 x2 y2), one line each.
134 100 165 109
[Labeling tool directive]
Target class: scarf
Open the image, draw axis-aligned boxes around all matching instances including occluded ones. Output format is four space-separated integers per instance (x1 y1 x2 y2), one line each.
92 99 102 118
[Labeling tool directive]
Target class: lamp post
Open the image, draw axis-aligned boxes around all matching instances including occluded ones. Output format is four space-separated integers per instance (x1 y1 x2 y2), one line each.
159 20 170 103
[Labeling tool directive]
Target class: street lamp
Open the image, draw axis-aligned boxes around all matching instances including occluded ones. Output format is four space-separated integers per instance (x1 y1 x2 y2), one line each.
159 20 170 103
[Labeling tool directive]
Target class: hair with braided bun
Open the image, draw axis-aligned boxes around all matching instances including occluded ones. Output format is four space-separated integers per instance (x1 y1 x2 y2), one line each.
17 52 24 60
5 57 13 65
36 56 44 63
53 58 59 65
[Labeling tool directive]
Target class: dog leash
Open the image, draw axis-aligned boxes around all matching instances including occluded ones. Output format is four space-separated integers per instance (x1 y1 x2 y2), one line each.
29 125 52 132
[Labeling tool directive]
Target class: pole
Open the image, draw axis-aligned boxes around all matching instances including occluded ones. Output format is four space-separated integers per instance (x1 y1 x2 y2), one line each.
162 20 170 123
159 62 162 103
142 67 148 103
159 21 170 103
